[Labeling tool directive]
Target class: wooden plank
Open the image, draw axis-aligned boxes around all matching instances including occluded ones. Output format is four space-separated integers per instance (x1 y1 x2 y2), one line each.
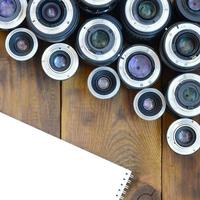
62 63 161 199
0 31 60 138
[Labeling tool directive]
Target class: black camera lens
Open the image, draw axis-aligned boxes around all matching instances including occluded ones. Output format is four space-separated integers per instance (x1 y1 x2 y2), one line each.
176 0 200 23
133 88 166 121
160 22 200 72
42 43 79 81
87 66 121 99
121 0 171 41
27 0 79 43
0 0 27 29
76 15 123 66
118 45 161 89
5 28 38 61
167 73 200 118
79 0 118 14
167 118 200 155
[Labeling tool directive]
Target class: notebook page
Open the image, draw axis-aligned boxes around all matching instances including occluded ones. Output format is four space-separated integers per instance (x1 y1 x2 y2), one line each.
0 112 132 200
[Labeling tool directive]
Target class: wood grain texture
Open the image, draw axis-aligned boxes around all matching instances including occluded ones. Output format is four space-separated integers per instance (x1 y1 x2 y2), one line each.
0 31 60 137
61 63 161 199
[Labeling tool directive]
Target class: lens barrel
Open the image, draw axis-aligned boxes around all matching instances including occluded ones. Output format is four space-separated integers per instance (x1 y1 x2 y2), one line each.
0 0 27 29
26 0 79 43
87 66 121 99
42 43 79 81
76 15 123 66
5 27 38 61
167 118 200 155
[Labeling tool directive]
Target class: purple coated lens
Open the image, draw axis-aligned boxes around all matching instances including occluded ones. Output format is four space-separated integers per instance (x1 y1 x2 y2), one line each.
0 0 16 18
188 0 200 11
143 98 155 111
45 5 58 19
54 55 68 69
128 54 153 79
16 39 29 52
97 77 110 90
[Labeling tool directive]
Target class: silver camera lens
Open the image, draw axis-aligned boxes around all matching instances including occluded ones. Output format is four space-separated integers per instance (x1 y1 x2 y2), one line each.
167 73 200 118
87 66 121 99
76 15 123 66
167 118 200 155
160 22 200 72
5 27 38 61
133 88 166 121
176 0 200 23
26 0 79 43
122 0 171 40
0 0 27 30
79 0 118 14
42 43 79 81
118 45 161 89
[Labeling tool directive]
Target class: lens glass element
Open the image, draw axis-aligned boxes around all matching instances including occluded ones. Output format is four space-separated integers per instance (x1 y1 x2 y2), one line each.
15 38 29 52
143 98 155 111
188 0 200 11
128 54 153 79
53 55 69 70
91 30 109 49
97 77 110 90
183 87 199 103
138 1 157 20
0 0 16 18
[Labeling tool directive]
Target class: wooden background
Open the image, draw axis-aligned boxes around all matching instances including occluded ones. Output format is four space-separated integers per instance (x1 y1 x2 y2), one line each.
0 2 200 199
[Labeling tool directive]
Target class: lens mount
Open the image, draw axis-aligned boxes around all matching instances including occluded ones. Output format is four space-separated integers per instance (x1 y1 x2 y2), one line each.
167 118 200 155
87 66 121 99
133 88 166 121
42 43 79 81
5 28 38 61
118 45 161 89
0 0 27 29
27 0 79 43
167 73 200 118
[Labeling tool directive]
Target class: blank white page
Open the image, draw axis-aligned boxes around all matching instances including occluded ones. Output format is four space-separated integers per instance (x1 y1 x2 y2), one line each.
0 112 132 200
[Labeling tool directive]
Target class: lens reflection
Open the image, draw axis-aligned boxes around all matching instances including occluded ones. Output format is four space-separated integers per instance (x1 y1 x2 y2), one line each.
91 30 109 49
0 0 16 18
138 1 157 20
188 0 200 11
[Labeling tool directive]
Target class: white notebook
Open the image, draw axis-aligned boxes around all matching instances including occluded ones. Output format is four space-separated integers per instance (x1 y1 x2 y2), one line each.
0 112 133 200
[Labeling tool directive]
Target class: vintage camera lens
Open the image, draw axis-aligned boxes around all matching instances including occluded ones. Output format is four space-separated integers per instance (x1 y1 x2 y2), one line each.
79 0 118 14
42 43 79 81
5 28 38 61
160 22 200 72
133 88 166 121
26 0 79 43
122 0 171 40
118 45 161 89
76 15 123 66
167 118 200 155
87 66 121 99
167 73 200 118
176 0 200 23
0 0 27 29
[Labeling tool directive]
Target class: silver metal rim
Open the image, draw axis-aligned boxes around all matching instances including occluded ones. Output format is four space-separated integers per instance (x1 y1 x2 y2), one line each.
5 28 38 61
80 0 113 6
87 66 121 99
133 88 166 121
167 73 200 117
167 118 200 155
125 0 170 33
0 0 27 29
78 18 122 62
118 45 161 89
29 0 74 34
164 23 200 68
42 43 79 81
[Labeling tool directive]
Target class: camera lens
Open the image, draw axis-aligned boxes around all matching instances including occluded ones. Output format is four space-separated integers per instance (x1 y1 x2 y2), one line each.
167 118 200 155
133 88 166 121
27 0 79 43
160 22 200 72
5 28 38 61
42 43 79 81
167 73 200 118
122 0 171 40
87 66 121 99
118 45 161 89
0 0 27 29
79 0 118 14
76 15 123 66
176 0 200 23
